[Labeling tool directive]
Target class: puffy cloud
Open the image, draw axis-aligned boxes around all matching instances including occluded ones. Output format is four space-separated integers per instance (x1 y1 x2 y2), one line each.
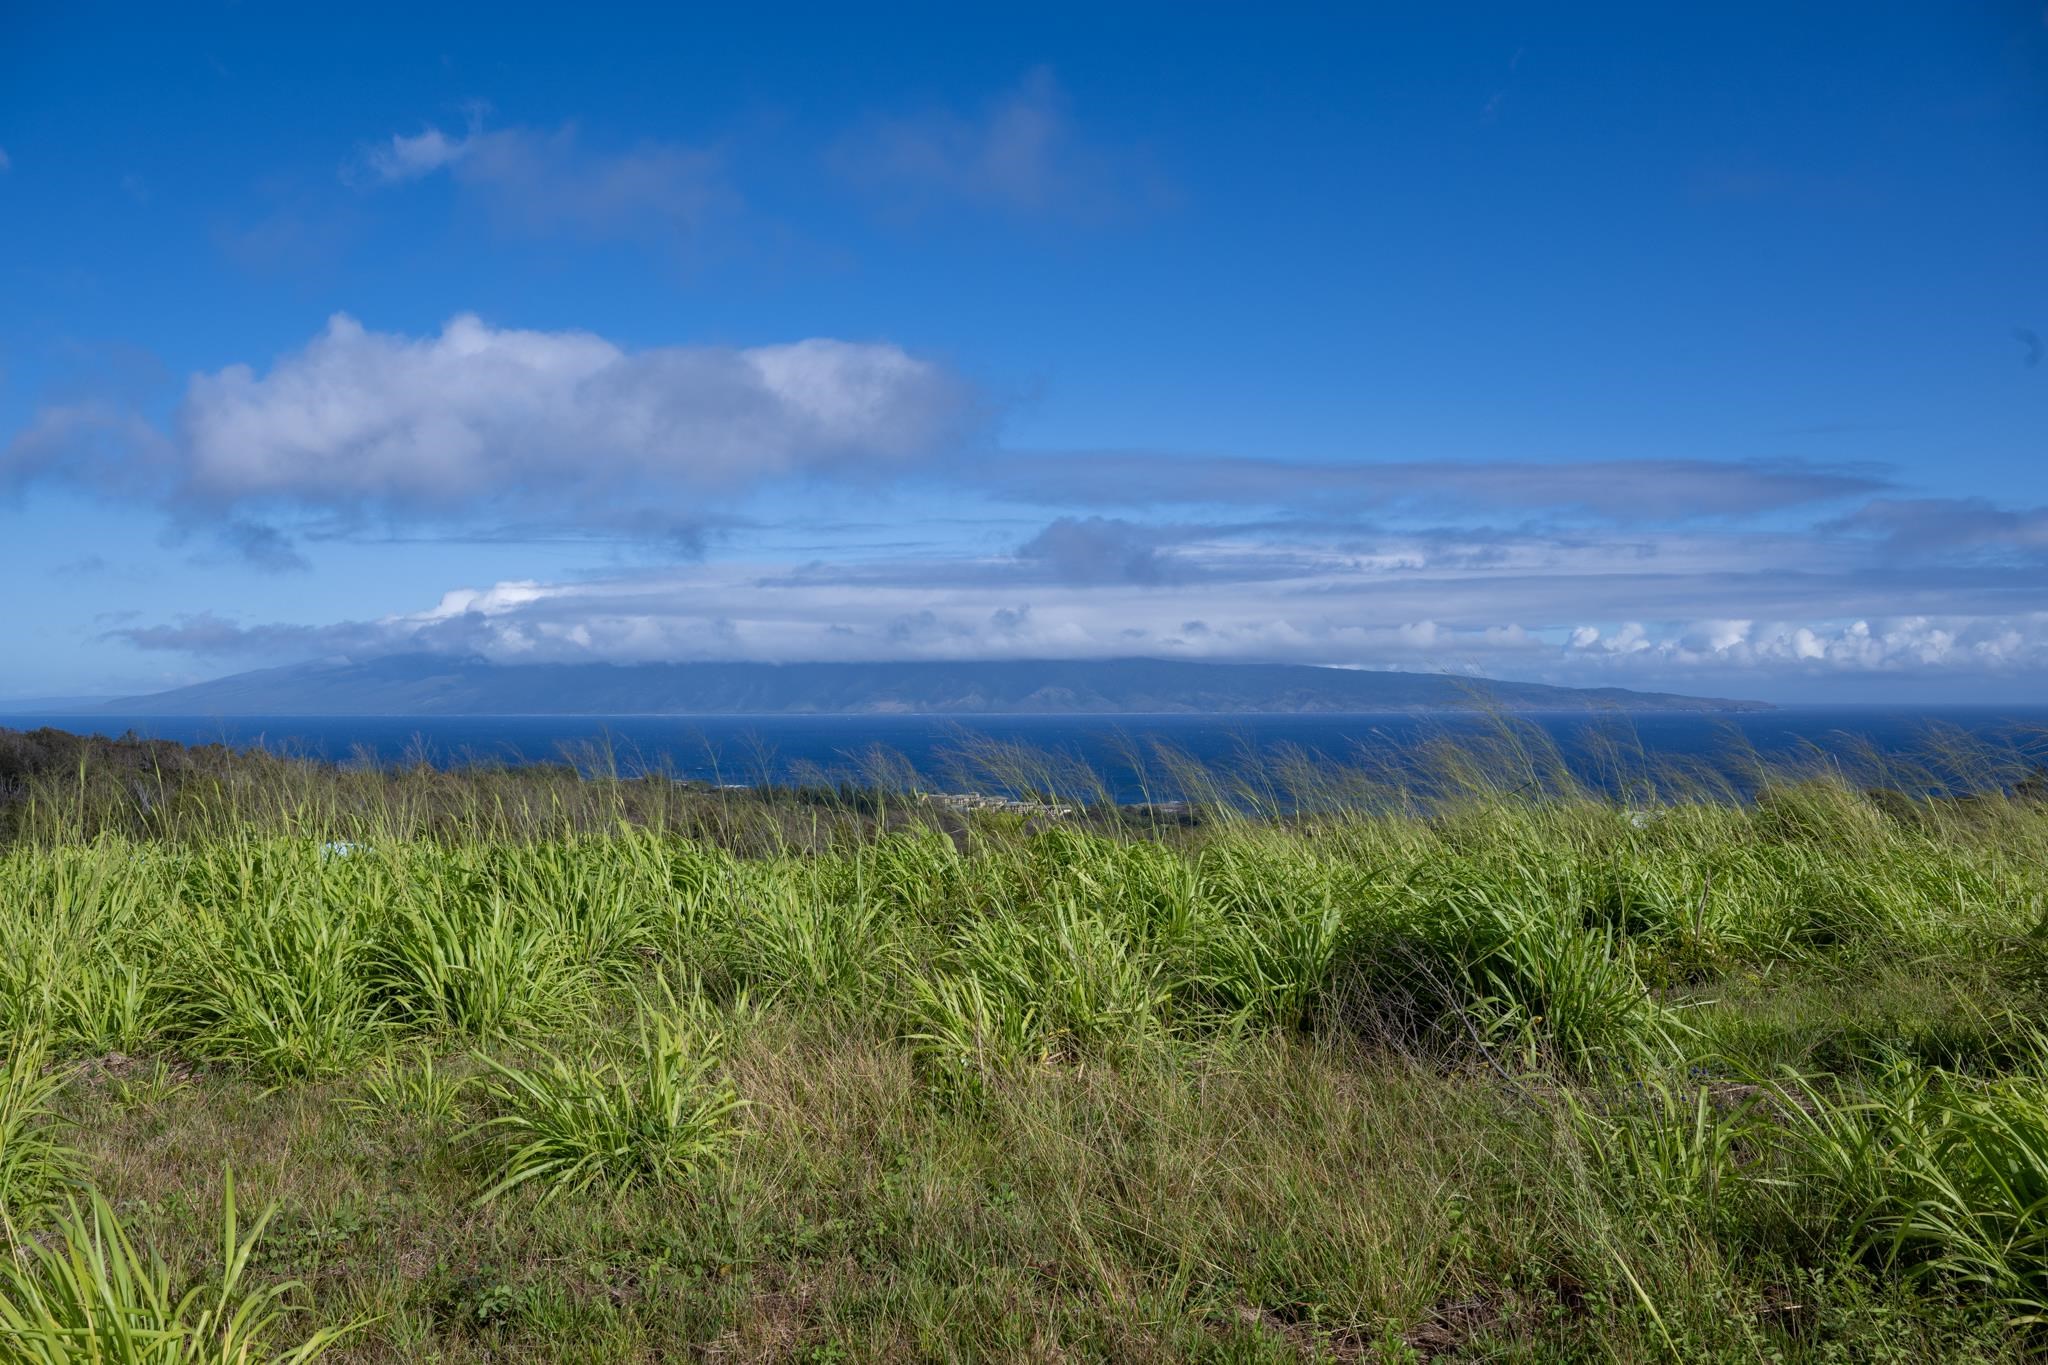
1561 615 2048 675
1398 620 1443 647
4 314 976 555
1570 623 1653 655
180 314 965 502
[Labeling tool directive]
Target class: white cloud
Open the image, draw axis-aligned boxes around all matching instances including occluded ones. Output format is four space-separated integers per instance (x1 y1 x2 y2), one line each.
220 316 926 494
990 451 1889 521
0 147 11 173
348 114 729 240
109 539 2048 699
180 313 966 505
830 67 1165 220
3 314 975 553
153 509 2020 685
359 125 472 182
18 300 2046 696
1570 623 1652 655
1561 615 2048 675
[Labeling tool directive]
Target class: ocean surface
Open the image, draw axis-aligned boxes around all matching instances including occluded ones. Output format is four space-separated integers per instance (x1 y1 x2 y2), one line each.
6 708 2046 803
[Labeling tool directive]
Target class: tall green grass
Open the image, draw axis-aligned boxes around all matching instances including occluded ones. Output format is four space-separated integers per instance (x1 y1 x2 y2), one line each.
471 992 745 1205
0 1170 354 1364
0 1035 79 1226
0 722 2044 1356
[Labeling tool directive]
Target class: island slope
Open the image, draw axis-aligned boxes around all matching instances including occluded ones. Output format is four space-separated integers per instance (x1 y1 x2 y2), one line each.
98 655 1773 716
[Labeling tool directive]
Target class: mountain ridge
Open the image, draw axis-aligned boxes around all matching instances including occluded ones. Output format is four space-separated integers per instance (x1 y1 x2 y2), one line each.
94 655 1774 716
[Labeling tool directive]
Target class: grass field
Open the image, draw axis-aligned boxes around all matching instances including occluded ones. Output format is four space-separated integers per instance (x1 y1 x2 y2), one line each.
0 723 2046 1361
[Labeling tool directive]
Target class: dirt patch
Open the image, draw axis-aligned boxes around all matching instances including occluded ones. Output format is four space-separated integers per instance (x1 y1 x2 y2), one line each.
1230 1303 1376 1361
1402 1293 1503 1361
76 1050 204 1088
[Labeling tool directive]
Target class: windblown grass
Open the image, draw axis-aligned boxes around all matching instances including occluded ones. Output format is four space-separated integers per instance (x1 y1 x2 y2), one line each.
0 1034 79 1226
471 991 745 1206
0 719 2043 1358
0 1169 355 1364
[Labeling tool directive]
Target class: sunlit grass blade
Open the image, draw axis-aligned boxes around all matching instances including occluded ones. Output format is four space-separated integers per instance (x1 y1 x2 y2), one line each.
0 1168 359 1364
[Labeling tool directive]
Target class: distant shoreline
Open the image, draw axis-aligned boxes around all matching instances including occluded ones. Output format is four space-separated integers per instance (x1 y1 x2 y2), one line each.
5 705 1779 720
8 709 2046 810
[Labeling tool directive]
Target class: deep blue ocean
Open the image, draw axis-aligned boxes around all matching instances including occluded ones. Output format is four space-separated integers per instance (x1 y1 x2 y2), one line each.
5 708 2046 803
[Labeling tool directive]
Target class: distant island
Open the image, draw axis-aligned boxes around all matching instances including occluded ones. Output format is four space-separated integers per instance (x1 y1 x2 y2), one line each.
89 655 1773 716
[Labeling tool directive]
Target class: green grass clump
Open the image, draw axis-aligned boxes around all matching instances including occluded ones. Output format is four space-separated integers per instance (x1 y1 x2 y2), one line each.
0 1170 353 1364
374 889 588 1039
0 1035 80 1225
470 997 745 1205
1773 1055 2048 1324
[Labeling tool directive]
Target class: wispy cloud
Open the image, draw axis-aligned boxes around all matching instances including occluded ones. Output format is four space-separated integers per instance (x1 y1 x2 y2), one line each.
212 193 363 278
1015 516 1176 585
354 121 474 182
1479 46 1525 124
347 109 733 241
2 400 176 498
830 67 1168 222
1825 498 2048 563
986 451 1891 521
111 611 333 657
211 519 310 573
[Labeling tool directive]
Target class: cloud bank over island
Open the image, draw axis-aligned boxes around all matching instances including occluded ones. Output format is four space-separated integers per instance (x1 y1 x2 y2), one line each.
9 305 2043 700
96 507 2048 697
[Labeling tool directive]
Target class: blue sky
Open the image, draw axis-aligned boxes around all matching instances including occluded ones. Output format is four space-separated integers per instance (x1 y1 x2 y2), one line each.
2 2 2043 702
